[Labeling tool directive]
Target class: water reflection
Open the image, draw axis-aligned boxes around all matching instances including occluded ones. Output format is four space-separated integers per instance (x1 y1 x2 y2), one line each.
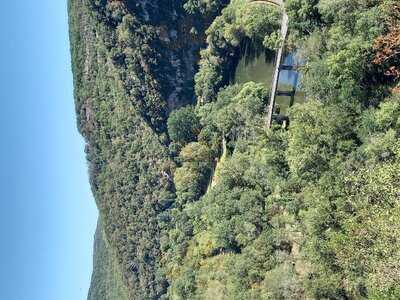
235 52 305 114
235 53 275 85
280 52 302 89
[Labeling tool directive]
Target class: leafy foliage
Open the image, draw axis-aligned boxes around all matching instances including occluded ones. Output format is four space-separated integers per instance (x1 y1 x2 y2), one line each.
372 1 400 91
195 0 281 104
68 0 207 298
168 106 201 146
184 0 230 15
69 0 400 299
164 1 400 299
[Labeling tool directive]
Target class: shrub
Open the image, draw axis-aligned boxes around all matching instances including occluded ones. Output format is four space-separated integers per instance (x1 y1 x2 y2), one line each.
168 106 201 146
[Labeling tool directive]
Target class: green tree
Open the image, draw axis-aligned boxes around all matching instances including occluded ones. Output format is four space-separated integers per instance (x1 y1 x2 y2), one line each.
168 106 201 146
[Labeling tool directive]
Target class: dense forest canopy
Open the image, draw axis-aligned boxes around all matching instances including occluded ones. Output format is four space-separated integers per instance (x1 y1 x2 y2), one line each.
69 0 400 299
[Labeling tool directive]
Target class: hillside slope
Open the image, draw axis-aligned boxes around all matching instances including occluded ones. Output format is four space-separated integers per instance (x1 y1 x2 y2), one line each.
69 0 400 299
68 0 227 298
88 218 129 300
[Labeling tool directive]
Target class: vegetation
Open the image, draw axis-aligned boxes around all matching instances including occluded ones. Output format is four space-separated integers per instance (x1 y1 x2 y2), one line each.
184 0 230 15
68 0 212 298
194 0 281 104
88 219 129 300
168 106 201 147
69 0 400 299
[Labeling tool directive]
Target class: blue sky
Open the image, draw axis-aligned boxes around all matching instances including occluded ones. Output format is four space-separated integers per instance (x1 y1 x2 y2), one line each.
0 1 98 299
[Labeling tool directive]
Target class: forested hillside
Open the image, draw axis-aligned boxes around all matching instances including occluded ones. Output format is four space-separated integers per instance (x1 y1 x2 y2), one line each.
88 218 129 300
69 0 400 299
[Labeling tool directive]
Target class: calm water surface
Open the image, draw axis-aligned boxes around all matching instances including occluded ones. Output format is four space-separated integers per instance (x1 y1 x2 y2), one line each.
235 52 305 113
